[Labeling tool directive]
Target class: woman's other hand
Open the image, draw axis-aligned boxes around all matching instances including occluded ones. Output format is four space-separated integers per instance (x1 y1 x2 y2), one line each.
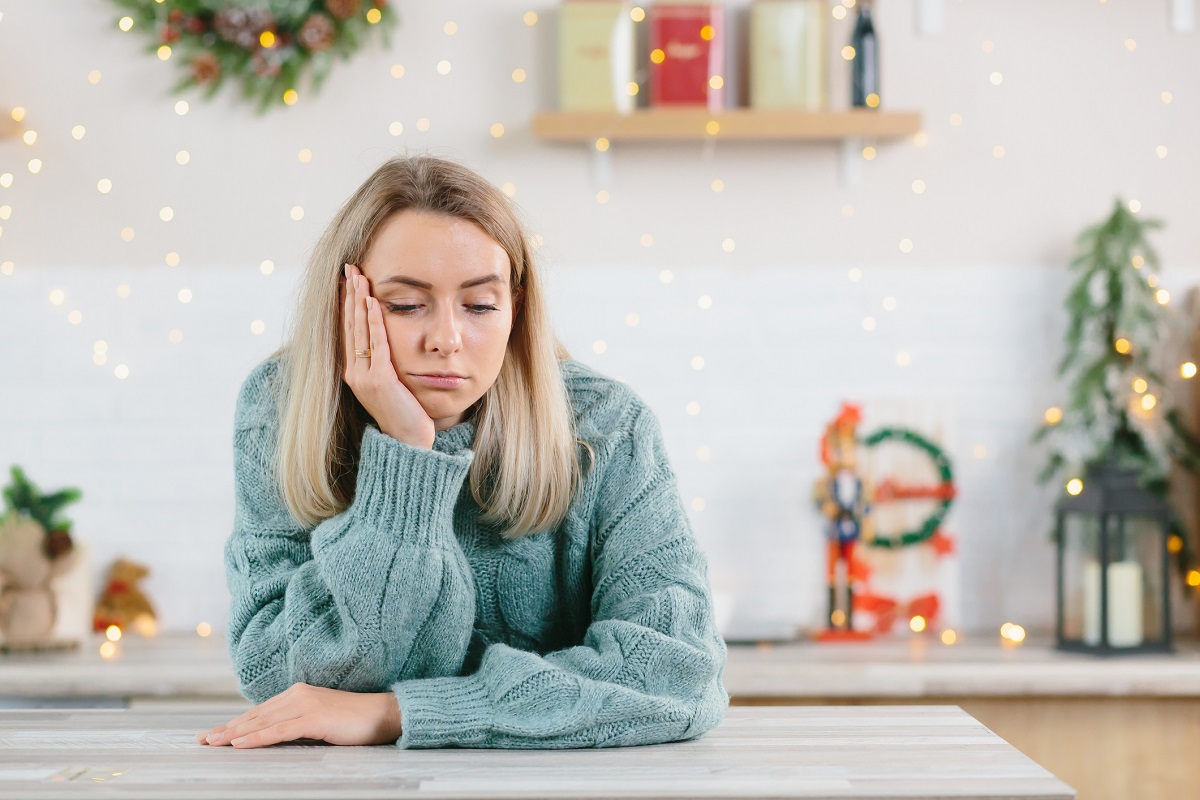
342 262 437 449
196 683 402 748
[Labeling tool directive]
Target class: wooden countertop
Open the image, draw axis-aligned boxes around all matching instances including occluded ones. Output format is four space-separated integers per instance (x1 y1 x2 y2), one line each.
3 631 1198 701
0 705 1073 799
724 636 1200 698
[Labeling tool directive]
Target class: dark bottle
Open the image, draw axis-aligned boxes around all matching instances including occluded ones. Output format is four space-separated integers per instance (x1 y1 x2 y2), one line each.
851 3 879 108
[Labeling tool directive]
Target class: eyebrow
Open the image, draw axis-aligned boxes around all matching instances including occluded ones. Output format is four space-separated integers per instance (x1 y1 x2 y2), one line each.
378 274 505 290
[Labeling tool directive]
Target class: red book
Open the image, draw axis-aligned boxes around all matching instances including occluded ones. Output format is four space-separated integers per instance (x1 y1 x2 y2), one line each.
649 3 725 109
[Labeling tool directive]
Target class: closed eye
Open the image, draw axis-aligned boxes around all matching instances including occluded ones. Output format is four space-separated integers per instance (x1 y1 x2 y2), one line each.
385 304 499 315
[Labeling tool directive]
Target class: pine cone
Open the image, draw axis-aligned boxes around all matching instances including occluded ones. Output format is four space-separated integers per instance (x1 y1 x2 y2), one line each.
191 51 221 84
325 0 361 22
298 14 336 52
213 7 273 49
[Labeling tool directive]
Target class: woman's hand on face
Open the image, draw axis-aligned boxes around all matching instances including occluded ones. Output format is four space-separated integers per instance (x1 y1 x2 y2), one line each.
342 262 437 449
195 683 402 749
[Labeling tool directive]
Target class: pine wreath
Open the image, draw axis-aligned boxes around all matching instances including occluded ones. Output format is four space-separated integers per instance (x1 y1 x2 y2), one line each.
108 1 399 112
861 427 956 549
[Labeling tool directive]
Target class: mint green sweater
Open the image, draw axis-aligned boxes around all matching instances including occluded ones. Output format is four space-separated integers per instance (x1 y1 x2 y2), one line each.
225 356 728 749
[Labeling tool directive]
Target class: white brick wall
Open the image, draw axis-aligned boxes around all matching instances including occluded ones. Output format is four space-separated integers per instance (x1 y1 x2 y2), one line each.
7 261 1196 637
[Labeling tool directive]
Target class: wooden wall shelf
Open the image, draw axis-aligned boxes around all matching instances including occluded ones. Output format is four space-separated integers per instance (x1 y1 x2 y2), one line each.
531 108 922 143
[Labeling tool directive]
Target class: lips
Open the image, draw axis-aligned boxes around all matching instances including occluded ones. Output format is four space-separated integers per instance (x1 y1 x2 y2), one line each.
410 374 466 388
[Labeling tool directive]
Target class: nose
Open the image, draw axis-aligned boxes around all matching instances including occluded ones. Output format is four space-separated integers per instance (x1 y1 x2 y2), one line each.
425 304 462 355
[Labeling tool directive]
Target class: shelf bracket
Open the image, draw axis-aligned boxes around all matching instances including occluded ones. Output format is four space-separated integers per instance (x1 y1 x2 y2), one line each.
915 0 943 35
840 138 863 189
1172 0 1195 31
590 146 613 191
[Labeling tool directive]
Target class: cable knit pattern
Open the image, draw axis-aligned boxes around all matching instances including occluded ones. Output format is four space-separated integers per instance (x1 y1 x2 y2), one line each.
226 356 729 749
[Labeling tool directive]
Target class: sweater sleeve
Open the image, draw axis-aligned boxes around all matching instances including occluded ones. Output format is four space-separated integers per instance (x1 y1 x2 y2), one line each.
224 364 477 704
390 399 729 749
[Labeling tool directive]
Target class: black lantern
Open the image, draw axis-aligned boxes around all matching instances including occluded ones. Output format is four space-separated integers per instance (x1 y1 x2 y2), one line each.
1055 463 1173 654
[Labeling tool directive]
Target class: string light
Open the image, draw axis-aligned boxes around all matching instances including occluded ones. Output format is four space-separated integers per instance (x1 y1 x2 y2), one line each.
436 60 452 75
639 234 653 247
698 295 713 310
1132 377 1148 394
1124 38 1136 52
711 178 724 192
523 11 538 26
696 446 711 461
99 642 118 659
941 629 957 645
196 622 212 637
842 204 855 218
911 179 926 194
625 312 640 326
390 63 405 78
981 39 995 53
1187 570 1200 587
88 70 102 85
705 120 719 135
989 71 1003 85
832 5 847 19
22 130 37 145
97 178 112 194
27 159 42 174
862 317 876 331
909 615 927 633
157 45 172 60
1182 362 1197 379
159 206 174 222
992 145 1006 158
848 268 862 282
1168 535 1184 554
250 320 266 334
1156 146 1168 159
898 238 913 253
176 150 190 165
416 118 430 132
630 7 646 22
949 113 963 126
443 21 457 35
366 8 382 23
592 340 607 354
722 238 735 252
1066 478 1084 495
686 401 701 416
260 260 275 275
290 206 304 221
165 252 180 267
659 269 673 284
595 190 609 204
282 89 298 105
511 68 526 83
120 227 135 242
168 329 184 344
895 350 912 366
1141 394 1157 411
626 82 639 96
690 497 706 512
489 123 505 138
650 48 665 64
105 625 122 642
1114 338 1132 354
842 45 856 60
882 297 897 311
297 148 312 162
973 445 988 459
1155 289 1169 305
174 100 189 115
1128 199 1141 213
501 182 516 196
114 364 130 380
691 356 705 370
1162 91 1173 104
861 145 877 160
389 121 403 136
178 288 193 304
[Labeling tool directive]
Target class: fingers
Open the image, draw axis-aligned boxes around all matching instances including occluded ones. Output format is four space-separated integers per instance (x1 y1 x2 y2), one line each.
366 296 391 372
341 263 356 373
353 274 371 366
229 718 306 749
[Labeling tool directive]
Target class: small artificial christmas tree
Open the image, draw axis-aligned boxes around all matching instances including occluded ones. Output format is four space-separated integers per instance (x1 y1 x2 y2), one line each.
1035 199 1200 558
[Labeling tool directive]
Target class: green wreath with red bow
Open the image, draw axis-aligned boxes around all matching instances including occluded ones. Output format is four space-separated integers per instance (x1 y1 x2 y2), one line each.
108 1 399 112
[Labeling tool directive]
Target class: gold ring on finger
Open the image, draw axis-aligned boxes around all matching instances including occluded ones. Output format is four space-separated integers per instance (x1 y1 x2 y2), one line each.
355 349 372 359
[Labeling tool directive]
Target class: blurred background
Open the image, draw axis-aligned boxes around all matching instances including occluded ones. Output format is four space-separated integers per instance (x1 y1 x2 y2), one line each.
1 0 1198 644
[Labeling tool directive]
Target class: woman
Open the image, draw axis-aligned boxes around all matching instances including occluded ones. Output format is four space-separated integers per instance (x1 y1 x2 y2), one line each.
196 155 728 750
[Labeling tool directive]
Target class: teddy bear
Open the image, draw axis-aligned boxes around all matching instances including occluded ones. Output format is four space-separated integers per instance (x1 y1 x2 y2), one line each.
93 558 157 633
0 515 79 648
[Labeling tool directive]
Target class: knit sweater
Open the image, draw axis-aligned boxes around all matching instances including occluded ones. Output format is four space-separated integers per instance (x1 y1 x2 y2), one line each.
225 356 729 749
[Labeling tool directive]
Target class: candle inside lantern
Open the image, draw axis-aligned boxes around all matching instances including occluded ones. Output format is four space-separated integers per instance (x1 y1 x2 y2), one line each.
1082 560 1143 647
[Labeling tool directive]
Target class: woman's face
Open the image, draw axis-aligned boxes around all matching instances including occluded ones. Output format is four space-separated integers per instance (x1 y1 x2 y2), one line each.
358 209 517 432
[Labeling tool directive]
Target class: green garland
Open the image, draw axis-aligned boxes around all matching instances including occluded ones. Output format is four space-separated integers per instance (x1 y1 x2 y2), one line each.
108 1 399 112
861 427 955 549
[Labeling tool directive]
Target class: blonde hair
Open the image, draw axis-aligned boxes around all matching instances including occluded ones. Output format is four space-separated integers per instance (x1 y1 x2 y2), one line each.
268 155 587 538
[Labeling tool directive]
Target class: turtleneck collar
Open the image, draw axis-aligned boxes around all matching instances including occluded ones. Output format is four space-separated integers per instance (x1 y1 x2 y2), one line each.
433 417 476 455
